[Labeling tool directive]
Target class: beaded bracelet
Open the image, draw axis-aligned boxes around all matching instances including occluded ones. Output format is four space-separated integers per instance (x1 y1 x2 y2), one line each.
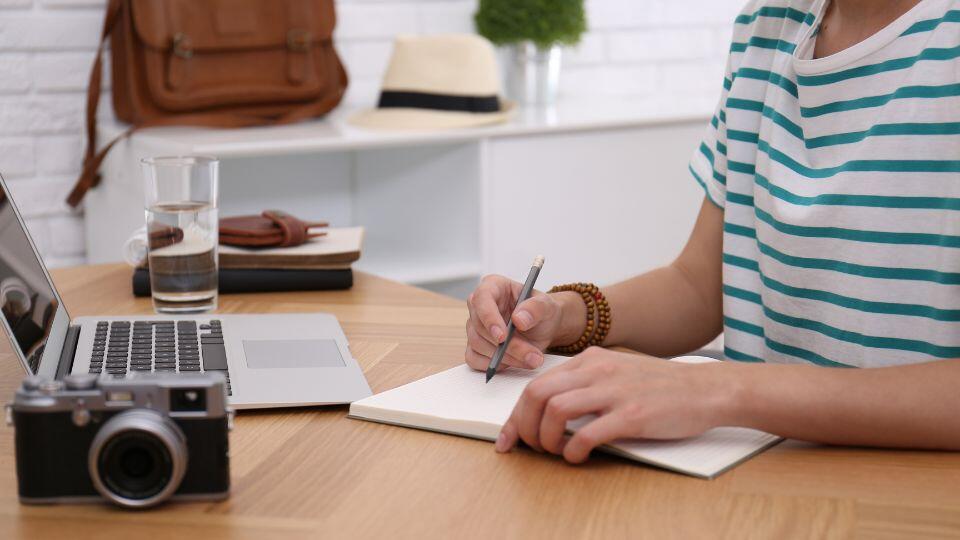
547 282 611 354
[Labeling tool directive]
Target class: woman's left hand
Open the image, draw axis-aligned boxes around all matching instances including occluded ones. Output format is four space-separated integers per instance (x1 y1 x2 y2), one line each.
495 347 740 463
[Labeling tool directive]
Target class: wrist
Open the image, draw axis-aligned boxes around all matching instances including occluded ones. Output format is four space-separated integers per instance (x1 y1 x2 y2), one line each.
551 291 587 347
702 361 753 428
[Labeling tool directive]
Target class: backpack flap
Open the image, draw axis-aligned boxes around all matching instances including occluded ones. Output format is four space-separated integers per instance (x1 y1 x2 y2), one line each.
129 0 338 112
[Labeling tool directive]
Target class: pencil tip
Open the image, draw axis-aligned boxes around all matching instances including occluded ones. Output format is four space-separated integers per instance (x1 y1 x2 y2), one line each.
485 370 494 383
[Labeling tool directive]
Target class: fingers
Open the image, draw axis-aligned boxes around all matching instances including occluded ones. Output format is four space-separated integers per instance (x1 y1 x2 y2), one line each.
471 278 510 343
466 295 497 346
466 325 541 370
464 348 492 371
538 387 613 455
508 369 594 452
511 294 555 333
496 416 518 453
501 334 544 369
466 324 497 356
563 412 630 464
465 348 516 372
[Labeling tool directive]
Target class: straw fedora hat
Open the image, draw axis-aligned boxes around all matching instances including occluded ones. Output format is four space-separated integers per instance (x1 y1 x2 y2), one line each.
349 34 514 130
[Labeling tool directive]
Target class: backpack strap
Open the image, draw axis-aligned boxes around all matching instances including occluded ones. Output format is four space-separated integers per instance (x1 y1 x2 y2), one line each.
68 0 124 208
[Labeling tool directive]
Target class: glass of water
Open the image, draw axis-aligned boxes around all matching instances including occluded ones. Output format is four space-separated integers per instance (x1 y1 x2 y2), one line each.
141 156 219 313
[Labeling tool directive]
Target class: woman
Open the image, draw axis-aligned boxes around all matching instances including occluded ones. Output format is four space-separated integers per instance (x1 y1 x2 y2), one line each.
464 0 960 463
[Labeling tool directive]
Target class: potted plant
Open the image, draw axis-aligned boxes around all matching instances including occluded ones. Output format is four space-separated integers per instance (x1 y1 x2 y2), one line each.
474 0 587 105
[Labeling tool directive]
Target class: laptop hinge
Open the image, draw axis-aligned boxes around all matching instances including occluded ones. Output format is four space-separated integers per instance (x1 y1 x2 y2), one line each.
56 325 81 380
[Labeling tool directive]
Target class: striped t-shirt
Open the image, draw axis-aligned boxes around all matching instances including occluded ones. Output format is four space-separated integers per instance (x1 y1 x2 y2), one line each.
689 0 960 368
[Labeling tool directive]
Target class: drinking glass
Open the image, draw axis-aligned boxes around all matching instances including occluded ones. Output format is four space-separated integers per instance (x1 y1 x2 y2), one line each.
141 156 219 313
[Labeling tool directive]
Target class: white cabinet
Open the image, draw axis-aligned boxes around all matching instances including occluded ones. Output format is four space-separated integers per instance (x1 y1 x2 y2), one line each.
87 98 710 296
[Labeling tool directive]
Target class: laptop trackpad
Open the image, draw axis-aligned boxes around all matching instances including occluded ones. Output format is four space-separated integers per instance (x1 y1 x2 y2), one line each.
242 339 346 369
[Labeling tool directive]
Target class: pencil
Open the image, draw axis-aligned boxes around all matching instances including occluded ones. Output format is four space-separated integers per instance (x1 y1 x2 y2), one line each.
485 255 545 383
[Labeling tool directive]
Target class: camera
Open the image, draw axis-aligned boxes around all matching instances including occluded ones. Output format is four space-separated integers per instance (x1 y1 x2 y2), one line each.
7 372 231 508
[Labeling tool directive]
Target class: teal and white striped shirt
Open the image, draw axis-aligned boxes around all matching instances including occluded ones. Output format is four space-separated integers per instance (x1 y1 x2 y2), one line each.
690 0 960 367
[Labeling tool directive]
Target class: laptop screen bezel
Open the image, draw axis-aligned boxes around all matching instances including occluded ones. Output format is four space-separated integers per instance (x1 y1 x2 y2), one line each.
0 173 72 379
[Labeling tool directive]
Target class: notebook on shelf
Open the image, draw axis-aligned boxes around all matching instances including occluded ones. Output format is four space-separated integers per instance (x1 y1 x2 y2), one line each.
349 355 782 479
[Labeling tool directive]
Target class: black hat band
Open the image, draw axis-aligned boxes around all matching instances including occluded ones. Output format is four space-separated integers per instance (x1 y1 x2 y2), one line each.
378 90 501 113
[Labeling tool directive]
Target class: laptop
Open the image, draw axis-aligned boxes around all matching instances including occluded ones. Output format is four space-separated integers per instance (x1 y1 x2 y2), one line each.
0 175 371 409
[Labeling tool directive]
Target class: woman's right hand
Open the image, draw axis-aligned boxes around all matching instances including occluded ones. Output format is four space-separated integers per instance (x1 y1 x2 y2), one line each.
464 274 584 371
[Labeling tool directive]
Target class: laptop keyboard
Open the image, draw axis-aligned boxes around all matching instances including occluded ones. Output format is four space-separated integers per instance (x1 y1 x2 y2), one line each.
88 319 232 395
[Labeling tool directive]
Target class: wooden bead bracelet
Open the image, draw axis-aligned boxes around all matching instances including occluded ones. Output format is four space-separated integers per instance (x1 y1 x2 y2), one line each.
547 282 611 354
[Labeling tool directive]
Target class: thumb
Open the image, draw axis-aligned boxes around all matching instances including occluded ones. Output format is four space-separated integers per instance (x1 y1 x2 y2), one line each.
512 295 555 332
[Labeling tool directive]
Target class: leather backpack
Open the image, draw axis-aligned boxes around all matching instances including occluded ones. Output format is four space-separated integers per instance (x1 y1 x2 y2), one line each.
67 0 348 207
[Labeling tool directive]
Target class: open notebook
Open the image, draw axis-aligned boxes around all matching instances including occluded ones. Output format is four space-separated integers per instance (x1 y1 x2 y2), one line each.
349 355 782 478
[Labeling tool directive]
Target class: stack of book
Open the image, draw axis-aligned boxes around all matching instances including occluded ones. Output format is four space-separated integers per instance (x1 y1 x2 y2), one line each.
133 227 363 296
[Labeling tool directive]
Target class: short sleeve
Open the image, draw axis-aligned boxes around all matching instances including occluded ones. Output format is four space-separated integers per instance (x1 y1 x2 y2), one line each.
688 3 760 210
689 65 732 209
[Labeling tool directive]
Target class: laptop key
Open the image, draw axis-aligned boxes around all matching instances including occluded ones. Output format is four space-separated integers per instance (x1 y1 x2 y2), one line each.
201 343 228 370
179 365 200 371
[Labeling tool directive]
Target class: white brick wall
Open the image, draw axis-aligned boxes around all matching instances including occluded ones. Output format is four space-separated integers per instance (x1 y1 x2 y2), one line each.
0 0 744 268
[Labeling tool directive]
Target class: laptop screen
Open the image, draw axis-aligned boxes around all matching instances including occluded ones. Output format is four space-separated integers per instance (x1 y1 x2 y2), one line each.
0 180 65 374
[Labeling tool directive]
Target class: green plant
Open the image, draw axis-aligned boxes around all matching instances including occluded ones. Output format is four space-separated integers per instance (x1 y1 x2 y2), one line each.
474 0 587 48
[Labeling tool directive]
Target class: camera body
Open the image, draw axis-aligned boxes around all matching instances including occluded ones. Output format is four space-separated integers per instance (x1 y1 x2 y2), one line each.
8 372 231 508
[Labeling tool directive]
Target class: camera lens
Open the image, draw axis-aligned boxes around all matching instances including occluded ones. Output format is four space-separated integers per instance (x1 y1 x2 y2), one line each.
100 432 169 499
89 410 188 508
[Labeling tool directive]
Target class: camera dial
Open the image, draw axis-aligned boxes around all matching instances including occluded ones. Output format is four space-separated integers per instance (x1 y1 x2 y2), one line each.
38 380 62 394
64 374 98 390
20 376 44 391
88 409 188 508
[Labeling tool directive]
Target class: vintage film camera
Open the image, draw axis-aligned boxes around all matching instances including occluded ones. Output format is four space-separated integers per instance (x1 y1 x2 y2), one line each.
7 372 231 508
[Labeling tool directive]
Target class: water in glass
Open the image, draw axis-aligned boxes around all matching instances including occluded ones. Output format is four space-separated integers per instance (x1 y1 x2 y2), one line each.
146 201 218 313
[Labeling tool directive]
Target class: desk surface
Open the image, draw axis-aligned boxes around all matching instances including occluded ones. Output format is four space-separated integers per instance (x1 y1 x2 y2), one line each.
1 265 959 539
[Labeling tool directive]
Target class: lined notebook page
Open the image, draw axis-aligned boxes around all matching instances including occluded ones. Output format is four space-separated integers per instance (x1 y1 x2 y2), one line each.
349 355 781 478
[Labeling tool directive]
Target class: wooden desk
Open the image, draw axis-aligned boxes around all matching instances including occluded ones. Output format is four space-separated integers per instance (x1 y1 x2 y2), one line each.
1 265 959 539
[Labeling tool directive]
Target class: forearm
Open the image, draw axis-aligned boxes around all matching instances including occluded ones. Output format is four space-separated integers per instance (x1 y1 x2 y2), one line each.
601 265 721 355
723 360 960 449
551 198 724 356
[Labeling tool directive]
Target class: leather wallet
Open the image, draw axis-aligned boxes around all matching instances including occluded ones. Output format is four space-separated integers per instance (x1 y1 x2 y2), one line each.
219 210 328 248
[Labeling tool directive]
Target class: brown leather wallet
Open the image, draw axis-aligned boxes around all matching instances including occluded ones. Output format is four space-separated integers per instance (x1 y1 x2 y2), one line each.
219 210 328 248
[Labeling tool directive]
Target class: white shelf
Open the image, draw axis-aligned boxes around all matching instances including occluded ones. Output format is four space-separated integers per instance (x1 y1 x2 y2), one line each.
98 95 715 158
356 260 482 285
